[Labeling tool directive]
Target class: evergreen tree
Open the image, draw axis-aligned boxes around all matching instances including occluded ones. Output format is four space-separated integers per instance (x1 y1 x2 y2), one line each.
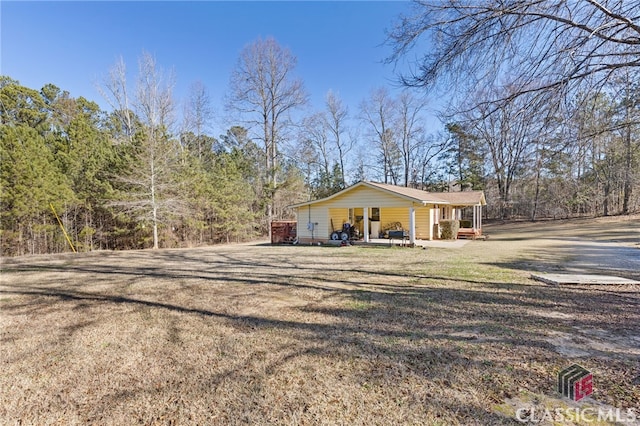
0 125 74 255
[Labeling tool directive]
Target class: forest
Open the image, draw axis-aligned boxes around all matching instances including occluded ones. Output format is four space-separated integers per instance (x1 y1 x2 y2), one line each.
2 1 639 256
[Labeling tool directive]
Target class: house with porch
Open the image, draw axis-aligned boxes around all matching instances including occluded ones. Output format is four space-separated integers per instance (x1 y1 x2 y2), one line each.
289 181 486 245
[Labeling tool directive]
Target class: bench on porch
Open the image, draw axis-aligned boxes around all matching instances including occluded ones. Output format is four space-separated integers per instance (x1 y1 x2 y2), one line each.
457 228 486 240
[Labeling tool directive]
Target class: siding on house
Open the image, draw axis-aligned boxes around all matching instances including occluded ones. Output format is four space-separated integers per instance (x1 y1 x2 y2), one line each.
329 208 350 235
380 206 435 240
379 207 408 231
315 185 421 208
416 207 432 240
296 205 328 241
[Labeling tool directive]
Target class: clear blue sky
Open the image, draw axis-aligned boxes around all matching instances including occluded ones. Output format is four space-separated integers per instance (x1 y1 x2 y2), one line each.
2 1 437 135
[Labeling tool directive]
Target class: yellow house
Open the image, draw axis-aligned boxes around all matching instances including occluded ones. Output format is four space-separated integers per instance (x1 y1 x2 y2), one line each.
290 181 486 244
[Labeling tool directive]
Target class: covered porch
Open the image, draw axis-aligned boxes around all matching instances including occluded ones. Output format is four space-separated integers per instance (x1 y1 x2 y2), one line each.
436 192 487 239
327 204 437 245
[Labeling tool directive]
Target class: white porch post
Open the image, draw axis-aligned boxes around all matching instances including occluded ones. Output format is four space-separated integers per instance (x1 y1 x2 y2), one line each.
409 206 416 245
363 207 369 243
473 205 477 229
428 206 434 240
432 205 440 240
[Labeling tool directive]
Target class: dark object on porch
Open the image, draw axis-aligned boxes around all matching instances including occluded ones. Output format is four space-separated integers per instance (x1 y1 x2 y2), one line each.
271 221 297 244
387 230 408 239
388 230 410 247
330 222 358 241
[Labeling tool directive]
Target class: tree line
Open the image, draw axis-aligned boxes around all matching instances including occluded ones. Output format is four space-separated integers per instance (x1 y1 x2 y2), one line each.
2 2 640 255
1 74 264 256
0 38 448 255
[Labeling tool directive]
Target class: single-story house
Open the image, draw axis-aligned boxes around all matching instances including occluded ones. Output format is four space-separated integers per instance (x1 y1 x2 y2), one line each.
289 181 486 244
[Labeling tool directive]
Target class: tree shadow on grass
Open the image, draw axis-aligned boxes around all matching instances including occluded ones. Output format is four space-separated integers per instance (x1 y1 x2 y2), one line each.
3 248 638 351
1 283 542 424
2 247 639 423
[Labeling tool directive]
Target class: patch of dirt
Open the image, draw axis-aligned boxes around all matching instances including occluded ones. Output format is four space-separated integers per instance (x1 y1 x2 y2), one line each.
546 328 640 359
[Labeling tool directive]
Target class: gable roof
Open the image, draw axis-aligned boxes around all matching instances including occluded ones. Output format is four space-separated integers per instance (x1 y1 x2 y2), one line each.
290 181 485 208
364 181 449 203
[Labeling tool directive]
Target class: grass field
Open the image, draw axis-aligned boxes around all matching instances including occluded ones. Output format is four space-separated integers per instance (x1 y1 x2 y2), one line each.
1 217 639 425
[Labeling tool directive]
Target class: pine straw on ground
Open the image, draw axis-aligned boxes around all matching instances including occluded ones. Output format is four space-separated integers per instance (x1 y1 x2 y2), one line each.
1 217 639 425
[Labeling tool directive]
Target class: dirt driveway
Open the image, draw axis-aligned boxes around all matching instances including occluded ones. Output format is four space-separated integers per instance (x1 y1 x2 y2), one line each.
564 239 639 276
482 215 640 281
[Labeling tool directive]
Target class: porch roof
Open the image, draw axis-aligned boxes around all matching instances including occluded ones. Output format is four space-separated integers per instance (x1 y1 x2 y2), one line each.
435 191 486 206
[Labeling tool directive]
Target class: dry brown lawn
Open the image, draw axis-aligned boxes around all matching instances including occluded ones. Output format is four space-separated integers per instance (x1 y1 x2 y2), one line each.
1 216 639 425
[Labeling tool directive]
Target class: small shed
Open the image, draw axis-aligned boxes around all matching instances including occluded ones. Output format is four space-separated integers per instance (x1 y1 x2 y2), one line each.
271 221 297 244
289 181 486 244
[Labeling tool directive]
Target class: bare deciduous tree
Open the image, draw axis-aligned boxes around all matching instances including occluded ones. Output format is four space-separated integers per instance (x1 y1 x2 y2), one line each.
324 90 352 187
414 131 450 190
182 81 214 159
226 37 308 235
301 112 332 180
135 52 177 249
395 90 428 187
360 87 401 184
360 88 432 187
97 56 135 143
102 52 178 249
610 70 640 214
389 0 640 108
461 87 548 218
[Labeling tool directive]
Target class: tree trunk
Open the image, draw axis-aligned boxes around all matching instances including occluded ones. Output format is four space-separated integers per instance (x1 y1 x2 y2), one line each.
151 159 159 249
622 123 632 214
532 154 542 221
603 180 610 216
